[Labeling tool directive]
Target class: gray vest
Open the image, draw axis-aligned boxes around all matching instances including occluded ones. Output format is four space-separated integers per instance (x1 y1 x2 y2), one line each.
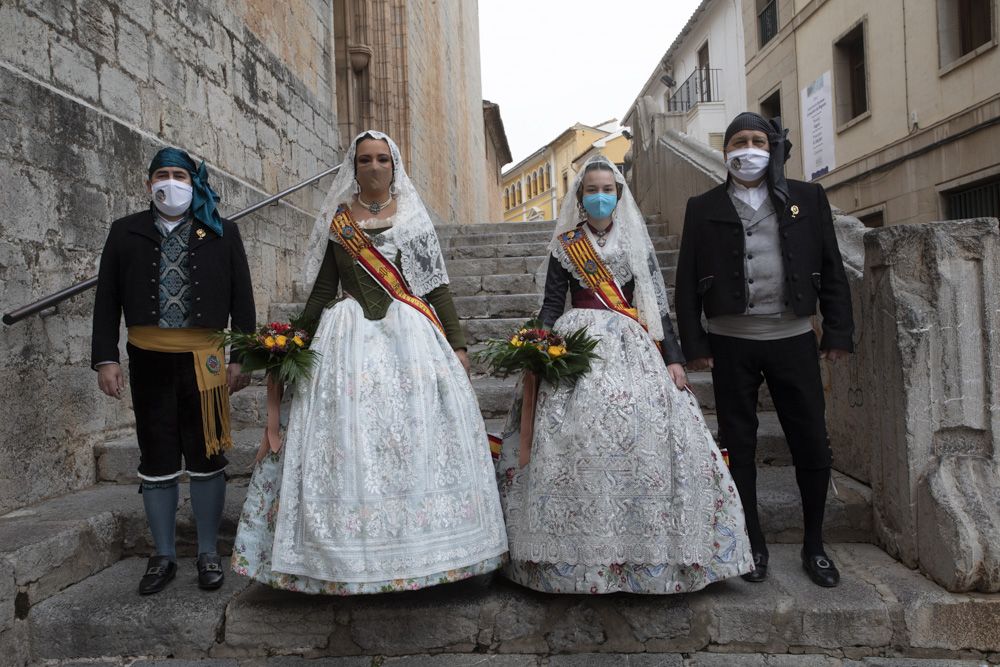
731 194 787 315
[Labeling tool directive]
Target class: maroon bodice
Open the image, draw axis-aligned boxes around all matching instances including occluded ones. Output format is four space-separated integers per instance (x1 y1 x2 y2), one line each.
571 282 635 310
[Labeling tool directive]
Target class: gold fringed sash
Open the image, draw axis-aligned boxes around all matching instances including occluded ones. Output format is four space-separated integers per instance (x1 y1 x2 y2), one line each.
329 205 445 335
128 326 233 456
558 228 662 352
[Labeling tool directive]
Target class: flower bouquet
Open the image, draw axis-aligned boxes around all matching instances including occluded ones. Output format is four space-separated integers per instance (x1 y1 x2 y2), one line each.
475 319 599 388
475 319 599 467
217 319 319 463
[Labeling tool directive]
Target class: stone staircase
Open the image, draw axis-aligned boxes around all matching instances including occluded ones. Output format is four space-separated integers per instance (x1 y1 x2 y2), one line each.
2 221 997 665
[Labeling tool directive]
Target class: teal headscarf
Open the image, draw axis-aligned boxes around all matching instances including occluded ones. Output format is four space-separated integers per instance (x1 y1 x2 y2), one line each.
148 147 223 236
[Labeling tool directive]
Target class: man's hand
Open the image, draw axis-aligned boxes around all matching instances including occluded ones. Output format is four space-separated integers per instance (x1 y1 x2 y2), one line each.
227 362 250 394
455 349 471 377
820 348 850 362
97 363 125 399
687 357 714 371
666 363 688 390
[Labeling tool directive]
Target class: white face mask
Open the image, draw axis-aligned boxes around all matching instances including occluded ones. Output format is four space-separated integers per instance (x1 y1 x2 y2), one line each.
725 147 770 182
151 179 193 216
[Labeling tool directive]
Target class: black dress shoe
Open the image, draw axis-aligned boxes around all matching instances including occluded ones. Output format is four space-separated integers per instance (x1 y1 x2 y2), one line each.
197 552 225 590
138 556 177 595
741 551 769 583
802 550 840 587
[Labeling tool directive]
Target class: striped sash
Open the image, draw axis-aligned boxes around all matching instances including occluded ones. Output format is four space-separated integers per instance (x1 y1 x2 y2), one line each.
329 205 445 335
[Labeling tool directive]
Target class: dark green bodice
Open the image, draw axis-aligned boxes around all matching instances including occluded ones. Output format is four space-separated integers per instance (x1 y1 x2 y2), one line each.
301 229 467 349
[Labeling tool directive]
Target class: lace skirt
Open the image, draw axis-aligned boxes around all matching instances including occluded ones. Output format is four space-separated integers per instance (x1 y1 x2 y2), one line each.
497 308 753 594
232 299 507 594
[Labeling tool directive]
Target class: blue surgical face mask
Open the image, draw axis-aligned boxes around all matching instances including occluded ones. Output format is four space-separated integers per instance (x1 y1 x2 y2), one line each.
582 192 617 219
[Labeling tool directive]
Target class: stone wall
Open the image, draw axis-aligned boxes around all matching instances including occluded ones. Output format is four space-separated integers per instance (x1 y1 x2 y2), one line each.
0 0 341 514
405 0 490 225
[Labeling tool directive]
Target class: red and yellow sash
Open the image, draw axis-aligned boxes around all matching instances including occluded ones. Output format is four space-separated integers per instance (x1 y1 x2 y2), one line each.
558 227 650 332
329 205 445 335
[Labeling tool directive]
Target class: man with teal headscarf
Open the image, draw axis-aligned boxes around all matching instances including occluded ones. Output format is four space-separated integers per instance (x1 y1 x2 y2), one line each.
92 147 256 595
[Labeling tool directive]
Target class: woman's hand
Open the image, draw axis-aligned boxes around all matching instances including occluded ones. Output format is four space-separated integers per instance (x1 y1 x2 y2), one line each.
455 348 471 376
666 362 688 390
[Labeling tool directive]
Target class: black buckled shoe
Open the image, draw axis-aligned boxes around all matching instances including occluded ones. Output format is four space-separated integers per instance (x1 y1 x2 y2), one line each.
802 550 840 587
197 552 225 590
741 551 768 583
138 555 177 595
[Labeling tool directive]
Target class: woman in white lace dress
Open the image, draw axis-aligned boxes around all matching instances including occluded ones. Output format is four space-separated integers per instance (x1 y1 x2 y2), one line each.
232 131 507 594
497 156 753 593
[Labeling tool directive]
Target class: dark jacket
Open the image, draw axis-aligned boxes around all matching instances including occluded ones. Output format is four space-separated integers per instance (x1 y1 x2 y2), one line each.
539 255 685 366
91 209 256 368
674 179 854 361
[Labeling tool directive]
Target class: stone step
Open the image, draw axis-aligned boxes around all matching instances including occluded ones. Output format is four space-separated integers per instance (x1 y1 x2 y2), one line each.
437 224 675 249
25 544 997 661
449 274 678 300
0 481 250 621
444 249 679 278
435 220 557 236
443 237 678 261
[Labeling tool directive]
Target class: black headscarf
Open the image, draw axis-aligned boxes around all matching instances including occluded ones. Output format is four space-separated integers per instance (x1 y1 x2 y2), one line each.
723 112 793 206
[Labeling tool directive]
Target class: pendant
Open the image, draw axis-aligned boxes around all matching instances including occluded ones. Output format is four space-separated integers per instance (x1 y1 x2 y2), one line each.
597 236 607 247
366 202 381 214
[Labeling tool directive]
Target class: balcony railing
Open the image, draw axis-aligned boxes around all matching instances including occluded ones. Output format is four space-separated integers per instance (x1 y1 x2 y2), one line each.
758 0 778 47
666 68 722 113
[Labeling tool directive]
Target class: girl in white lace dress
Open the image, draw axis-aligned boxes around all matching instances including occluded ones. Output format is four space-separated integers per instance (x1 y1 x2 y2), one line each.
497 157 753 593
231 131 507 594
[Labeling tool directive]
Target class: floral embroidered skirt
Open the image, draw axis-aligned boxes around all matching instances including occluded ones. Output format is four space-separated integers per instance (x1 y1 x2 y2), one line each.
232 299 507 594
497 308 753 594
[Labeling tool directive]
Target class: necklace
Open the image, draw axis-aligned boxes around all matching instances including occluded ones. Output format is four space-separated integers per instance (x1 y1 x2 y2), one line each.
358 193 393 214
586 221 613 247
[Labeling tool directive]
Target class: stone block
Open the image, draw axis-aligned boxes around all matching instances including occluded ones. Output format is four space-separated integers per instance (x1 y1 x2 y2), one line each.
223 584 341 651
78 0 115 61
382 658 538 667
862 219 1000 592
50 35 99 101
99 64 141 124
0 620 31 667
687 655 838 667
615 596 692 645
151 40 187 99
0 557 14 634
544 603 607 652
21 0 75 32
348 586 484 654
117 15 150 81
29 558 250 659
489 587 549 652
0 4 52 79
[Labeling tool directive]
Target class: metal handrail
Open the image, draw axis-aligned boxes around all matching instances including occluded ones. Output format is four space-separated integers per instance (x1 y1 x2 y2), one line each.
2 164 341 325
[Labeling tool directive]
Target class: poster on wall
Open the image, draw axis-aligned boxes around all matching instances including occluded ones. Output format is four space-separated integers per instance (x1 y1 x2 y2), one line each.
799 71 835 181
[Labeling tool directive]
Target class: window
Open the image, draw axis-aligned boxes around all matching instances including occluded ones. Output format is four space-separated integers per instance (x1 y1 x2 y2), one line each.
945 176 1000 219
504 189 509 210
760 88 782 122
516 183 522 205
757 0 778 48
562 171 569 196
546 164 552 190
532 172 538 197
834 21 869 126
938 0 994 67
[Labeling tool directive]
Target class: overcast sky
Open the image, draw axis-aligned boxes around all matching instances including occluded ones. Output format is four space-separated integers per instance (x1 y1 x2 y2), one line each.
479 0 704 167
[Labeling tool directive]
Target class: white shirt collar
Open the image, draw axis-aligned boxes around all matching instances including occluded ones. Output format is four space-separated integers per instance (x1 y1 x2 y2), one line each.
729 179 769 211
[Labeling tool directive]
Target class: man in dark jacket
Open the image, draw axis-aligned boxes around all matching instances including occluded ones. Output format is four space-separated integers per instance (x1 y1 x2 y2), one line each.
92 147 255 594
674 113 854 587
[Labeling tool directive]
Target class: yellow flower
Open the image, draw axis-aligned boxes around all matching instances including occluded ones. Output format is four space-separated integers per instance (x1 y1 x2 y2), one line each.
548 345 566 357
263 336 276 349
510 336 524 347
275 335 288 348
293 335 304 347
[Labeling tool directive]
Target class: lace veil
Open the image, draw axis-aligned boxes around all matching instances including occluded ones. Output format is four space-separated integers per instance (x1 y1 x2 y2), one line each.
303 130 449 296
549 156 669 340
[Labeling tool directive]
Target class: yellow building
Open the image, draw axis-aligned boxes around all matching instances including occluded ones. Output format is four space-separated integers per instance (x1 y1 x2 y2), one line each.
571 129 631 173
502 121 626 222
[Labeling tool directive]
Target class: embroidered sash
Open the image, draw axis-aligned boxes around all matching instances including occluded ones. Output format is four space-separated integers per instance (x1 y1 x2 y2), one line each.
329 205 445 335
558 227 654 338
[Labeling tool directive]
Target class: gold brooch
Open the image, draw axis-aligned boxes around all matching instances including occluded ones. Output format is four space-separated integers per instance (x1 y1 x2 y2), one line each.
196 228 207 239
790 205 800 218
